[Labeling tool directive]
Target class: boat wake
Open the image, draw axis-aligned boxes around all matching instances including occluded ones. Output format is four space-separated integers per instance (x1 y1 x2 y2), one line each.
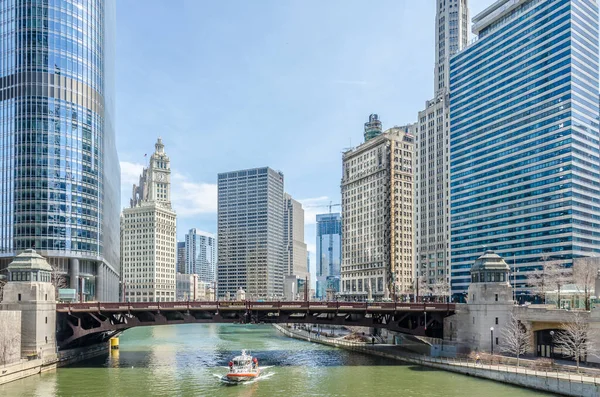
214 371 275 385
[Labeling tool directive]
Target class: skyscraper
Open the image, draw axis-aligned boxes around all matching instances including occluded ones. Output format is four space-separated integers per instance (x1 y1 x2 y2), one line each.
283 193 308 280
184 228 216 284
415 0 469 295
0 0 120 301
341 119 415 300
316 213 342 299
177 241 185 274
121 139 177 302
449 0 600 299
217 167 285 299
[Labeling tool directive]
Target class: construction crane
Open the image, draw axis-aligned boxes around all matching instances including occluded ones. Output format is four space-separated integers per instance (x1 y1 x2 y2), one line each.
304 201 341 214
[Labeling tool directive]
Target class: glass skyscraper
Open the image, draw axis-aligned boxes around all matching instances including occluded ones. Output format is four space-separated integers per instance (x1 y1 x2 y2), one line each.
184 228 216 284
0 0 120 301
449 0 600 300
316 213 341 299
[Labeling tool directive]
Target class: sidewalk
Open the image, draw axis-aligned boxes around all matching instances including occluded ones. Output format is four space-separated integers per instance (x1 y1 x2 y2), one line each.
274 323 600 396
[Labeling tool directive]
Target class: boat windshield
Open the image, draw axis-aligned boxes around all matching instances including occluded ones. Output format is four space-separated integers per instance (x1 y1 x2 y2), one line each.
233 359 251 366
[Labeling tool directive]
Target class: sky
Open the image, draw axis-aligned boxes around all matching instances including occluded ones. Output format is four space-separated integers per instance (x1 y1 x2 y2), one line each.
115 0 492 286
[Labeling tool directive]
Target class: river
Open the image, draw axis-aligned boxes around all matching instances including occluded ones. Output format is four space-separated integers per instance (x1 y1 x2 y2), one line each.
0 324 554 396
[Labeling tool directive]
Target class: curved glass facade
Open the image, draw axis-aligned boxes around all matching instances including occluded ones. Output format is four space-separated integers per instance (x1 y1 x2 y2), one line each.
0 0 119 301
449 0 600 301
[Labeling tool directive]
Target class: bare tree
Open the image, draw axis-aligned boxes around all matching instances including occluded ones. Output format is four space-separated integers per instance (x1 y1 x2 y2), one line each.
0 317 19 366
553 313 599 372
430 279 450 303
50 263 67 298
0 274 6 302
573 257 600 311
416 274 430 302
527 257 571 308
499 314 532 367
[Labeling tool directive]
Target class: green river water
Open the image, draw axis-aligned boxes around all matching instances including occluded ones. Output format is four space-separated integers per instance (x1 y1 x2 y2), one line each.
0 324 554 397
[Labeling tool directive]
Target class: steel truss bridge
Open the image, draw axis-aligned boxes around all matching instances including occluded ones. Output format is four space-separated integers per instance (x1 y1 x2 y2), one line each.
56 301 455 350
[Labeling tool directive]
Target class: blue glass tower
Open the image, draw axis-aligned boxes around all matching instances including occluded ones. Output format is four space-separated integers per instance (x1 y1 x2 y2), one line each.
449 0 600 300
0 0 120 300
316 213 342 299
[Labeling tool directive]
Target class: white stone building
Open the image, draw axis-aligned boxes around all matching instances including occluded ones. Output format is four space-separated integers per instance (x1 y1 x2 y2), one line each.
444 251 513 353
415 0 469 293
121 138 177 302
176 273 198 301
283 193 308 281
341 117 415 300
0 249 56 361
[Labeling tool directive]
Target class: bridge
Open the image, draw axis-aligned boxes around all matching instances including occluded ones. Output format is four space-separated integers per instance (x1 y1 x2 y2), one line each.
56 301 456 350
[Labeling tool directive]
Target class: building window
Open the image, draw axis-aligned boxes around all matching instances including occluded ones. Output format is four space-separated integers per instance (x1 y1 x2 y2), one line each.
18 293 21 301
495 337 498 346
45 317 48 324
495 317 498 325
495 294 498 302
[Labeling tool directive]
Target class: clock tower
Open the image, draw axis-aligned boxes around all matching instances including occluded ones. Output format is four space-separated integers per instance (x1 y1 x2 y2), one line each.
121 137 177 302
148 137 171 207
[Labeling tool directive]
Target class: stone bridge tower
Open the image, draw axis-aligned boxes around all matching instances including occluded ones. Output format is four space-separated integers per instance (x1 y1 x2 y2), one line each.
0 249 57 360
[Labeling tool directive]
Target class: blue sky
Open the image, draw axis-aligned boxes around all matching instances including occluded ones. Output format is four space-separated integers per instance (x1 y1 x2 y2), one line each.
115 0 491 284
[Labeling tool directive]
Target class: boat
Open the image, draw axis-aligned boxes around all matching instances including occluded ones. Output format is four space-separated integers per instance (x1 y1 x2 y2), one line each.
224 350 260 382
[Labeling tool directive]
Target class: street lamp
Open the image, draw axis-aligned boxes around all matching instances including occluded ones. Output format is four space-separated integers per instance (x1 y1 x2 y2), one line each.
549 330 555 358
490 327 494 355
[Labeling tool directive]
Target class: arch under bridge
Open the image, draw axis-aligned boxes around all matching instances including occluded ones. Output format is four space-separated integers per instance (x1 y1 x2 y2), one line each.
56 301 456 350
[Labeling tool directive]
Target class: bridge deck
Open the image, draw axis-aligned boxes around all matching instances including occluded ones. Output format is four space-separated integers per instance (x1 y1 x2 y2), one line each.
57 301 455 313
55 301 455 350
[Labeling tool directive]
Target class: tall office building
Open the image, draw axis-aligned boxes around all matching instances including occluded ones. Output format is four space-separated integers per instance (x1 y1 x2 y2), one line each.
341 118 415 300
177 241 185 274
217 167 285 299
283 193 308 280
0 0 120 301
449 0 600 299
316 213 342 299
121 139 177 302
184 228 216 284
415 0 469 293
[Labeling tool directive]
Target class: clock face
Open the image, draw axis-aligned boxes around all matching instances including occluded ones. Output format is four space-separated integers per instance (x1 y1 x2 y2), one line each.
157 173 165 181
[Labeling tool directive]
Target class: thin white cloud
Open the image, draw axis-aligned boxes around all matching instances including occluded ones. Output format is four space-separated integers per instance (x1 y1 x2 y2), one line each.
171 172 217 217
120 161 144 188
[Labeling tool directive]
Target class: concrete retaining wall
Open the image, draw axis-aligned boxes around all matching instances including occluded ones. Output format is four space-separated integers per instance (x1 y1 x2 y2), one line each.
274 324 600 397
0 359 57 386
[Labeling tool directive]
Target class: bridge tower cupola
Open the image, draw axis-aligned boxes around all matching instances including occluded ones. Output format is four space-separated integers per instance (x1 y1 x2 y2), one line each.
468 250 512 304
0 249 57 360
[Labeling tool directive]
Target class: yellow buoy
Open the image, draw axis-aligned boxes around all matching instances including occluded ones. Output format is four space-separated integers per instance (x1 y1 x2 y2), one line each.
110 337 119 350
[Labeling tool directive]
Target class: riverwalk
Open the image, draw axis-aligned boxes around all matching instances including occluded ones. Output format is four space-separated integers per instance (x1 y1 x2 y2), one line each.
274 324 600 397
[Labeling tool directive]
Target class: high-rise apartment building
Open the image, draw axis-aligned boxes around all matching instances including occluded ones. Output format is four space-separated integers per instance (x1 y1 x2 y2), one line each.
0 0 120 301
184 228 216 284
449 0 600 299
177 241 185 274
434 0 469 95
415 0 469 293
316 213 342 299
121 139 177 302
341 118 415 300
283 193 308 280
217 167 285 299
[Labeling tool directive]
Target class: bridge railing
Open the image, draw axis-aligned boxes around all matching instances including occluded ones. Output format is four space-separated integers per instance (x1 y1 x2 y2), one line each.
56 300 456 313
